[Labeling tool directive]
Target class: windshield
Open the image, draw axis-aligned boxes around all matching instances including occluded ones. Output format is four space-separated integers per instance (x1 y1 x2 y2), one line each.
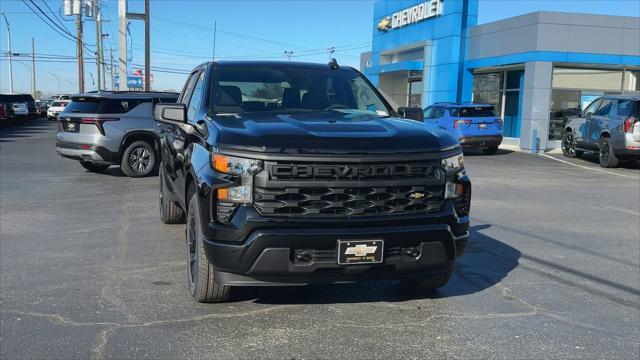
211 67 390 116
449 106 496 117
52 101 68 107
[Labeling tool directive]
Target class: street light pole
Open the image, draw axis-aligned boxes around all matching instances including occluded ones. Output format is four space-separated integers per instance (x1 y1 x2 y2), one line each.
47 72 61 94
284 51 293 62
1 12 14 93
32 38 36 99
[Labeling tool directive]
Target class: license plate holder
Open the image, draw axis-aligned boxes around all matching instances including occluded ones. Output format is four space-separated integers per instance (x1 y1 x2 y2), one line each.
337 240 383 265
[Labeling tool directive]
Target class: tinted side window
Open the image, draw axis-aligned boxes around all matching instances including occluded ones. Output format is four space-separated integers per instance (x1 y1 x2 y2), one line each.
65 99 101 113
64 98 149 114
180 71 200 105
429 107 444 119
594 99 613 116
187 72 206 122
583 98 602 116
100 99 150 114
616 100 635 117
449 107 496 117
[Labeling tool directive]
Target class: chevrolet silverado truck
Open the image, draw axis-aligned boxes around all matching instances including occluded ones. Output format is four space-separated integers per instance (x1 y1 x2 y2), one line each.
155 60 471 302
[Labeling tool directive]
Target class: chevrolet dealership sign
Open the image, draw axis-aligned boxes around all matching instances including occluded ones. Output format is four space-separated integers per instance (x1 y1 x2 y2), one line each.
377 0 443 31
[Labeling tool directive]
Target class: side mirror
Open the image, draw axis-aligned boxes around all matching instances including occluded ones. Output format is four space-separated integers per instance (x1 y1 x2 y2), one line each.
154 103 187 125
585 112 593 120
398 107 424 122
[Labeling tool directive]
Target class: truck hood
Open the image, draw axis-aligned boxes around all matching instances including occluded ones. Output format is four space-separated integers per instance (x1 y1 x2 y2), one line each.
212 111 458 154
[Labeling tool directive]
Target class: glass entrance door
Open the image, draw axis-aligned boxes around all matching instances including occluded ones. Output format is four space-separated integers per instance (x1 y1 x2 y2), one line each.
502 70 524 138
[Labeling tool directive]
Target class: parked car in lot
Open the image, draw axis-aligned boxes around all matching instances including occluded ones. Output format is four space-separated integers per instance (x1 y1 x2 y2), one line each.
155 61 471 303
35 100 48 117
0 100 15 126
423 103 503 155
50 94 71 101
56 91 179 177
562 95 639 168
47 100 69 120
0 94 37 120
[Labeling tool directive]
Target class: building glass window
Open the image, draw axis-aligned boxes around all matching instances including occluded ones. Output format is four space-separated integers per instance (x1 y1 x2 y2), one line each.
473 91 502 117
549 66 630 140
473 72 503 92
552 68 623 91
408 80 423 108
623 70 640 92
549 90 581 140
472 70 523 138
472 72 504 119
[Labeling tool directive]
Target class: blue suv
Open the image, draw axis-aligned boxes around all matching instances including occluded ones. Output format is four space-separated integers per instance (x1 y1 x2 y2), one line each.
423 103 503 155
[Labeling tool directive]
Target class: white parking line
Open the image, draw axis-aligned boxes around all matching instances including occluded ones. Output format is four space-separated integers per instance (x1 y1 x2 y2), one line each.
538 153 630 178
599 205 640 217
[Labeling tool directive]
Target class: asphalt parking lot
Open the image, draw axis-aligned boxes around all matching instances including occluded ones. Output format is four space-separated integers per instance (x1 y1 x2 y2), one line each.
1 119 639 359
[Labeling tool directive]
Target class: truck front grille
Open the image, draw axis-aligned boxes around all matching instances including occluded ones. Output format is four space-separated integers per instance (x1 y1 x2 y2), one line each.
253 159 445 218
255 185 444 217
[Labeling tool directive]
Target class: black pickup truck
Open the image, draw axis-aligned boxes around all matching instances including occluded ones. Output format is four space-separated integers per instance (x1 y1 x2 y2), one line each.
155 60 471 302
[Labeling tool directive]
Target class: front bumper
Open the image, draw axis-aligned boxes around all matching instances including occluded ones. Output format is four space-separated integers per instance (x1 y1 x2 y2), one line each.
459 135 503 148
203 203 469 286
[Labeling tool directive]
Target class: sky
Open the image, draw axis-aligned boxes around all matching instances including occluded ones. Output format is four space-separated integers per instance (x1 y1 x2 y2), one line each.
1 0 639 95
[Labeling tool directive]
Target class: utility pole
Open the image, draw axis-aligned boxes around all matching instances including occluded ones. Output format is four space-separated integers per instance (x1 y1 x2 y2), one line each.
31 38 36 99
100 25 106 90
118 0 127 90
212 20 217 61
1 13 14 93
77 11 85 93
284 51 293 62
94 1 102 91
144 0 150 91
119 0 150 91
110 47 115 90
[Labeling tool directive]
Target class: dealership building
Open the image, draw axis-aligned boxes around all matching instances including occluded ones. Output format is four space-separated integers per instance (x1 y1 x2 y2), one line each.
361 0 640 151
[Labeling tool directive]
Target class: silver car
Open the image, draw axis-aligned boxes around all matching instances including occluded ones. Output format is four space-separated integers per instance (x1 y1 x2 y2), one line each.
56 92 178 177
562 95 640 168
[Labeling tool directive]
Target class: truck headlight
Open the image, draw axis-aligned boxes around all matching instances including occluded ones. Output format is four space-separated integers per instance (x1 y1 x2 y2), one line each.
441 153 464 173
442 153 464 199
212 154 262 203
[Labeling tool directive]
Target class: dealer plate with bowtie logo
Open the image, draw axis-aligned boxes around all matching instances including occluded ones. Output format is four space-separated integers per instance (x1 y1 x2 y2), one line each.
337 240 384 265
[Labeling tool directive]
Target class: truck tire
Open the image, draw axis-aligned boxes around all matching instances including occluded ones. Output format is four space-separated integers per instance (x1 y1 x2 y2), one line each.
159 165 185 224
121 140 156 177
599 137 619 168
186 193 230 303
80 162 110 173
401 272 452 293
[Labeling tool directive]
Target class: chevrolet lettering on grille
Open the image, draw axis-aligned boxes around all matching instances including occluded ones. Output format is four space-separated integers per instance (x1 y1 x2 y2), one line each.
271 164 437 179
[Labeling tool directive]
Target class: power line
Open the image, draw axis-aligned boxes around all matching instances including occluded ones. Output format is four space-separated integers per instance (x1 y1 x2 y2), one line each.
21 0 95 52
39 0 70 32
152 15 312 50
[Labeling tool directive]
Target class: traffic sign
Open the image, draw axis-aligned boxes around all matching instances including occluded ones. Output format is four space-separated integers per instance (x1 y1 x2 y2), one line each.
127 76 143 88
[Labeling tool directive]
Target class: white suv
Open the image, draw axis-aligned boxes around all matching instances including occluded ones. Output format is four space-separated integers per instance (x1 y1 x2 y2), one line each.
47 100 70 121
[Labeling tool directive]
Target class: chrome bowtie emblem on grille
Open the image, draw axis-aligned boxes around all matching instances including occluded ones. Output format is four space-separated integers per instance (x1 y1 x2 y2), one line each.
344 244 377 257
409 191 427 200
